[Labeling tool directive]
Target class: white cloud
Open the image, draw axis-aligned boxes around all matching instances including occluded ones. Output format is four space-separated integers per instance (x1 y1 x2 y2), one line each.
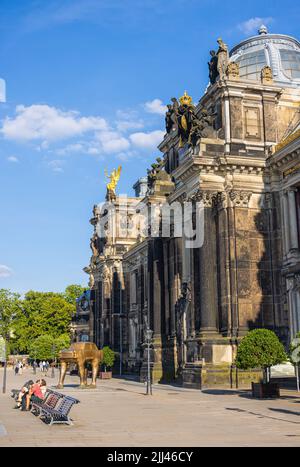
116 109 144 132
96 131 130 153
1 104 108 143
1 102 166 167
144 98 167 115
0 265 13 278
238 17 273 35
130 130 164 149
47 159 65 173
7 156 19 163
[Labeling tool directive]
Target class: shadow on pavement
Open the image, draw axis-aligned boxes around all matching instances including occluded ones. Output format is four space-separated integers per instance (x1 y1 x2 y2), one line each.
269 408 300 417
225 407 300 425
201 389 253 399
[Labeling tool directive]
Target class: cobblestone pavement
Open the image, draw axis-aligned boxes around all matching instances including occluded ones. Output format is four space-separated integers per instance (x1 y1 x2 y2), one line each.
1 368 300 447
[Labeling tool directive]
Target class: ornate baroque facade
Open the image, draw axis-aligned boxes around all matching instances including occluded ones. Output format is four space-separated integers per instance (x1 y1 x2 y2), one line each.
84 27 300 388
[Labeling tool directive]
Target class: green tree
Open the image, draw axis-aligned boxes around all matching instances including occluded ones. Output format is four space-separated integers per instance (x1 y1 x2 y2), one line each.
63 284 86 306
102 346 115 372
54 333 71 354
14 291 74 353
29 333 71 361
0 289 21 393
0 289 21 355
29 335 54 361
235 329 287 383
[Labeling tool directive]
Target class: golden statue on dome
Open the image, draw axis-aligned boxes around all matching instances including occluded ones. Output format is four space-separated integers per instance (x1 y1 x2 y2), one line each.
105 166 122 200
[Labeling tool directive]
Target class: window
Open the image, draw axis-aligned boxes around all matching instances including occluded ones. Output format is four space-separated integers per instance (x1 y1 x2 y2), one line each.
280 49 300 80
236 49 267 81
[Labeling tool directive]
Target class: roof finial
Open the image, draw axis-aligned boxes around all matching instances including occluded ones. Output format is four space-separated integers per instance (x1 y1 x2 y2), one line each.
258 24 268 35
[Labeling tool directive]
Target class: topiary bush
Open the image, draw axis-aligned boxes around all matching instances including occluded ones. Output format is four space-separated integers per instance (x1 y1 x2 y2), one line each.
102 346 115 372
235 329 287 383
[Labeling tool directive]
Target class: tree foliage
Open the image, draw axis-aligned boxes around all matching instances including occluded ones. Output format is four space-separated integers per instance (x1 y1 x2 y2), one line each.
0 289 21 357
235 329 287 371
63 284 86 306
13 291 74 353
0 289 21 338
29 333 71 361
102 346 115 371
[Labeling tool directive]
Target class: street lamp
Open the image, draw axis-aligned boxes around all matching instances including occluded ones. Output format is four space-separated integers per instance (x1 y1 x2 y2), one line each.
51 344 56 378
2 336 8 394
145 328 153 395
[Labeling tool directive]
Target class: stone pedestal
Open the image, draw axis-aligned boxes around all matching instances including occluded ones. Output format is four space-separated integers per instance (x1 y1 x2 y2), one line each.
182 361 262 389
182 362 202 389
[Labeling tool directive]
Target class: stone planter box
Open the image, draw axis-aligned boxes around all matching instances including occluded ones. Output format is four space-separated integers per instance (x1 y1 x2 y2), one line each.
252 382 280 399
99 371 112 379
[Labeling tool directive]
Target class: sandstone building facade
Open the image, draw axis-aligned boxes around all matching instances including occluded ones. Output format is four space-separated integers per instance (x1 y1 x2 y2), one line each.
84 27 300 387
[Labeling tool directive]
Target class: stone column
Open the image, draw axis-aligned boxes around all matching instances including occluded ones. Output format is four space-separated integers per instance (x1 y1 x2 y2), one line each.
194 190 218 335
283 192 290 252
288 189 299 251
280 193 289 256
224 94 231 154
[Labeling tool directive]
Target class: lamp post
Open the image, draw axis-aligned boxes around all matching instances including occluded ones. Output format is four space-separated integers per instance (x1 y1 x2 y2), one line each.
2 337 7 394
145 328 153 395
33 351 37 375
51 344 56 378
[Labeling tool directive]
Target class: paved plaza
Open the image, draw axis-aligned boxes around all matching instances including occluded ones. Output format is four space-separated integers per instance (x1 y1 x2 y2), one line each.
1 368 300 447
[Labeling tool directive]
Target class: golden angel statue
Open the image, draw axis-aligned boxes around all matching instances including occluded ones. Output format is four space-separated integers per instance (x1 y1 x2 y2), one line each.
105 166 122 200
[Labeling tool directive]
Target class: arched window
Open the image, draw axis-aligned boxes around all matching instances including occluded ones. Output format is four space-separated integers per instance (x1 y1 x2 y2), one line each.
280 49 300 79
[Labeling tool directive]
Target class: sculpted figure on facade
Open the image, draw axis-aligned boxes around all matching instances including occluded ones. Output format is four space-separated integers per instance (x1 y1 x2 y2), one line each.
102 263 112 298
105 166 122 201
217 38 229 80
165 91 215 148
90 232 100 258
147 157 171 193
165 97 179 134
208 50 219 84
175 282 192 369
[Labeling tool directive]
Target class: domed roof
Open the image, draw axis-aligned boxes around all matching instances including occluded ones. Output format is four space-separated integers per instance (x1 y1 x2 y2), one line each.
230 26 300 86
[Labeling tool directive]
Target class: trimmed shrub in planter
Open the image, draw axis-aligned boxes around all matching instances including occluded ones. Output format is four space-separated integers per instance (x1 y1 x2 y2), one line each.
235 329 287 398
99 346 115 379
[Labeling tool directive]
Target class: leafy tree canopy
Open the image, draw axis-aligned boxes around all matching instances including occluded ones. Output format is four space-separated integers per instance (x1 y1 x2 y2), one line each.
102 346 115 370
29 333 71 361
0 289 21 339
13 288 75 353
235 329 287 370
63 284 86 306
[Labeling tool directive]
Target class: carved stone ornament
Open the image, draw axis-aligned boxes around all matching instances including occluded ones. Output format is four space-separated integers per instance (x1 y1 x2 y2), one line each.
261 65 273 84
193 190 216 207
226 61 240 80
229 190 252 207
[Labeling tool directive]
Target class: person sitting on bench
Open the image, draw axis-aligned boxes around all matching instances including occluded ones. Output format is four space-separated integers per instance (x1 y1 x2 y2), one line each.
14 380 34 410
25 380 45 411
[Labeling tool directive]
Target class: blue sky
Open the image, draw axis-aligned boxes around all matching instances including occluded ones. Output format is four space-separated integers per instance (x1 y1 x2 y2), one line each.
0 0 299 294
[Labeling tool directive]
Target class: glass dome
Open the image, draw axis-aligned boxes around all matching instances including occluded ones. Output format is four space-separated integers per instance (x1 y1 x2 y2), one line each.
230 26 300 86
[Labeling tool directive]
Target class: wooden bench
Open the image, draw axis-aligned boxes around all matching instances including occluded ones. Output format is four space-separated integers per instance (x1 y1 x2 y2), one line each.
31 389 80 426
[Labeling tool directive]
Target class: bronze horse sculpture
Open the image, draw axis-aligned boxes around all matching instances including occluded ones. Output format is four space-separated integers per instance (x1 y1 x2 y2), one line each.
57 342 103 388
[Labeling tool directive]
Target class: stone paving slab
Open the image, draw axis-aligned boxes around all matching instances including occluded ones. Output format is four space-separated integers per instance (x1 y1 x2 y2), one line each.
1 368 300 446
